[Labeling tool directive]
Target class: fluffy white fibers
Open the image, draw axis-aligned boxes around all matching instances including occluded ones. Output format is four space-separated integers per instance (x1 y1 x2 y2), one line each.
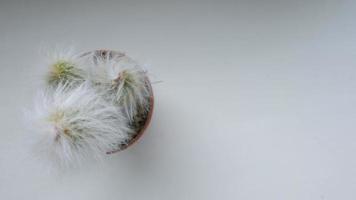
26 82 131 169
85 51 151 121
41 47 88 86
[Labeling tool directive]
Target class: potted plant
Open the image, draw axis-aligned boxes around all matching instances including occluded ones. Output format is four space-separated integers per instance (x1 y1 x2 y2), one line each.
26 48 154 169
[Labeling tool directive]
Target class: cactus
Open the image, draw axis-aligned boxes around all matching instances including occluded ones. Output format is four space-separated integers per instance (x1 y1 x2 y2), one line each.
26 82 131 169
47 60 84 85
44 48 87 86
87 51 151 122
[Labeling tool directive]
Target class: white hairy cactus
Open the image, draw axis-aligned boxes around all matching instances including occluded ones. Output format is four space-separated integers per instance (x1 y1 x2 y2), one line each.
26 82 131 169
86 51 151 121
42 47 87 86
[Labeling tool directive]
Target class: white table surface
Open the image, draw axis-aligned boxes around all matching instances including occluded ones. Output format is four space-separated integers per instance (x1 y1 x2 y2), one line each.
1 0 356 199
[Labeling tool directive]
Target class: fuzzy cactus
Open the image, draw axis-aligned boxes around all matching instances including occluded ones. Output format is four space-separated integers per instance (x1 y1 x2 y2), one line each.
86 51 151 122
48 60 83 85
27 82 131 169
44 48 87 86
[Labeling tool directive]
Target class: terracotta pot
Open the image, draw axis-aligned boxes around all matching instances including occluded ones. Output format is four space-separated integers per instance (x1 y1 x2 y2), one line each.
82 49 154 154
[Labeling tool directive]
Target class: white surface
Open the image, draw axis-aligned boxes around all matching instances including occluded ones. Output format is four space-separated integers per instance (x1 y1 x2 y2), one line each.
1 0 356 199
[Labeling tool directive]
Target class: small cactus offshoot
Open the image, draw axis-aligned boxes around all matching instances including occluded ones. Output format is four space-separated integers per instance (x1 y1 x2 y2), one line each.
48 60 84 85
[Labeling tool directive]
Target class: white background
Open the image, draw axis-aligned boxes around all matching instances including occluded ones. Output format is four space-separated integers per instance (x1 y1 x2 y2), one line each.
1 0 356 199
